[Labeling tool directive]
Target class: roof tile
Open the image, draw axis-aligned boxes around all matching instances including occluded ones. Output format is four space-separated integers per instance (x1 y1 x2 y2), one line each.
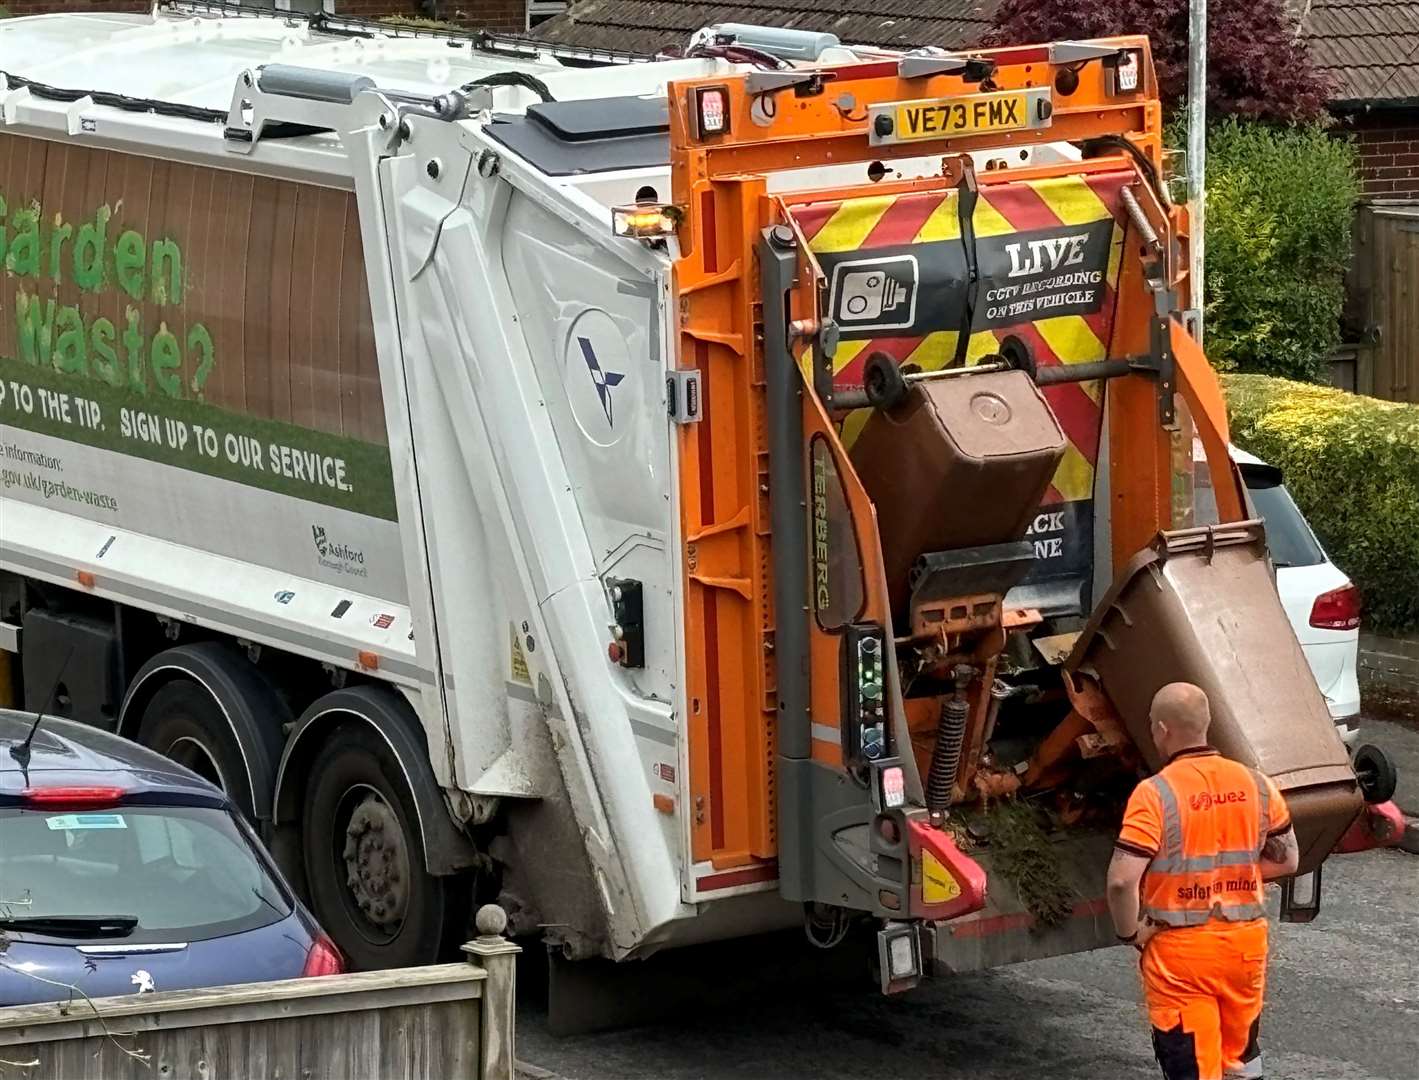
1299 0 1419 102
536 0 1419 106
536 0 994 51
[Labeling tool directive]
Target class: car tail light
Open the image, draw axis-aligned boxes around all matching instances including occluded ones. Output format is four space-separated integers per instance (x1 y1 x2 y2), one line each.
21 785 126 808
1310 584 1362 631
302 936 346 977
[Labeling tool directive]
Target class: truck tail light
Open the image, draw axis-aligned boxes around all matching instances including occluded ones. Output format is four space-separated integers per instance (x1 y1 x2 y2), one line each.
1310 584 1361 631
880 765 905 809
302 936 346 977
693 85 730 137
22 786 126 808
1104 48 1144 95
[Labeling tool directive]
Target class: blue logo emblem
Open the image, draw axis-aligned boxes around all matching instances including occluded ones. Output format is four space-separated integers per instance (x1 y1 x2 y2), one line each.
578 336 624 427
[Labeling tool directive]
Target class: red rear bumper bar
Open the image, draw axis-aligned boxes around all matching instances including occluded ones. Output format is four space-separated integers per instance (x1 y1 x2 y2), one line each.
1334 800 1406 853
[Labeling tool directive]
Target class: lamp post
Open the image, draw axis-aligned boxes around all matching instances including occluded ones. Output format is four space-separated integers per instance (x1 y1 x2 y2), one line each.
1187 0 1207 340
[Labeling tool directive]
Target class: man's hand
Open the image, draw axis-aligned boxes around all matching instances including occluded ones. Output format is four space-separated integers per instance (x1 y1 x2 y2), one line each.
1135 918 1161 950
1260 825 1300 881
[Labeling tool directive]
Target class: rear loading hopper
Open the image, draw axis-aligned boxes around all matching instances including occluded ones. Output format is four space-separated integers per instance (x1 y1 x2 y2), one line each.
1067 523 1362 872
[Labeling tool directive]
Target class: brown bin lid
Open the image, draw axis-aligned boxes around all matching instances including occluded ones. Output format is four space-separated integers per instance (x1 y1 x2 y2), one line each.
917 371 1066 462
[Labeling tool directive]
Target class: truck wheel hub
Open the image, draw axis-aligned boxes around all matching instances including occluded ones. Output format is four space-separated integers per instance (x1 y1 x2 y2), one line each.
342 793 410 932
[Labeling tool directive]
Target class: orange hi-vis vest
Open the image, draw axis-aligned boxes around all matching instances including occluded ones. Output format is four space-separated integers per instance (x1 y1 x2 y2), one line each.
1117 748 1292 929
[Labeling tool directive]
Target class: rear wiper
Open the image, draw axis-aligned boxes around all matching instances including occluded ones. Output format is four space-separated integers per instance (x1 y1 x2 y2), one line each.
0 915 139 938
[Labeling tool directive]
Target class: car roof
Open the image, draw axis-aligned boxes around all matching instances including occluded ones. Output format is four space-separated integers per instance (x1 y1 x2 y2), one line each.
0 711 226 804
1191 440 1267 469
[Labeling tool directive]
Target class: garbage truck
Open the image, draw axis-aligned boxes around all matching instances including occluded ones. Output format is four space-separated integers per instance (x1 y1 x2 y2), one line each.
0 3 1401 987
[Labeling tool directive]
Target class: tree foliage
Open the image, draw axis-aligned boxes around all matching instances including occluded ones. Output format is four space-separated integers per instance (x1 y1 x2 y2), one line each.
986 0 1330 123
1203 120 1358 381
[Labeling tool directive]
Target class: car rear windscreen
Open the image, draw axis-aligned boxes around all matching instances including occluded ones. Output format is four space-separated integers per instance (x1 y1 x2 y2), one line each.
0 804 291 943
1194 465 1326 568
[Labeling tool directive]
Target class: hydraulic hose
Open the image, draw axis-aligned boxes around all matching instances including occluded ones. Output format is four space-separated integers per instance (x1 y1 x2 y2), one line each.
927 665 974 812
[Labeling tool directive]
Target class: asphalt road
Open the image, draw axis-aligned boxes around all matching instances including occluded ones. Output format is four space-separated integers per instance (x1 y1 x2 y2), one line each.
519 710 1419 1080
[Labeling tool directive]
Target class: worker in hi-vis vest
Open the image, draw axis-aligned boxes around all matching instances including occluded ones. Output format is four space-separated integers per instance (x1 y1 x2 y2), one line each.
1107 682 1301 1080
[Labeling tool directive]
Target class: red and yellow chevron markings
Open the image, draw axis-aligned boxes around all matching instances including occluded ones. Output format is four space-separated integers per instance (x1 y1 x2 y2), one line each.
789 170 1132 505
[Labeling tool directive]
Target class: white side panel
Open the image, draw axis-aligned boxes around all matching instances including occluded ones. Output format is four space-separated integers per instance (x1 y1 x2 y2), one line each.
1 428 406 602
381 116 693 956
0 495 423 684
500 195 678 705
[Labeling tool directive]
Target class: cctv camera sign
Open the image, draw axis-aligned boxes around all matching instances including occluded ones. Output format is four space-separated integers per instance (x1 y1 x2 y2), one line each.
821 217 1114 342
829 255 920 333
976 218 1115 327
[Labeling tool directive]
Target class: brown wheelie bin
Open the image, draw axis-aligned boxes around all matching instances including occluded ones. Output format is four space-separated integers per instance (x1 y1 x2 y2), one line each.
1066 522 1361 873
849 369 1065 615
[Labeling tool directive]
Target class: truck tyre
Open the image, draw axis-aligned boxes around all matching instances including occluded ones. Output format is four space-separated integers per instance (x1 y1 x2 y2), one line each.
302 720 462 970
137 680 263 820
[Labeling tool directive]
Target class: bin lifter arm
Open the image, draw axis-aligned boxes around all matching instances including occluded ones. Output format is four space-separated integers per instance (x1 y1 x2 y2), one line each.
1172 319 1246 524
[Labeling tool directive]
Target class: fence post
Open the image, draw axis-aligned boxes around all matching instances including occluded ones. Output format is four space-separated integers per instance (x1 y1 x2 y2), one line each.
463 904 521 1080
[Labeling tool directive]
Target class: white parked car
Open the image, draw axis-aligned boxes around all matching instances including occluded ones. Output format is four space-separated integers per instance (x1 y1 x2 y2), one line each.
1195 447 1362 742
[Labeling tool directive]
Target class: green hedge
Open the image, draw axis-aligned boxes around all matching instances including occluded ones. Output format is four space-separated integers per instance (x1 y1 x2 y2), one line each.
1204 121 1359 382
1225 374 1419 635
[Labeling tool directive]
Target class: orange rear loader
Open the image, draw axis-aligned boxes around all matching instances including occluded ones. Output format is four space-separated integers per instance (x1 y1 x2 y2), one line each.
665 35 1399 990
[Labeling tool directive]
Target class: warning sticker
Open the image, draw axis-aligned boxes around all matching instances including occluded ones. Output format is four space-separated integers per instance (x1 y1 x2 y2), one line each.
510 624 531 686
922 849 962 904
977 219 1114 328
818 217 1114 343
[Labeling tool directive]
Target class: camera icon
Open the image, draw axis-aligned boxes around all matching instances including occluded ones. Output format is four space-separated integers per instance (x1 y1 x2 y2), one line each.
840 270 905 321
829 254 918 332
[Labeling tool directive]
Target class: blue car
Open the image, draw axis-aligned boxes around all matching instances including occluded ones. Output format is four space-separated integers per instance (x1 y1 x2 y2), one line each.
0 710 342 1006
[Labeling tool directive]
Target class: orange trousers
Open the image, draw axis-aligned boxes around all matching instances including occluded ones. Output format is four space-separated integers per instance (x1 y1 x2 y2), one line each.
1140 919 1269 1080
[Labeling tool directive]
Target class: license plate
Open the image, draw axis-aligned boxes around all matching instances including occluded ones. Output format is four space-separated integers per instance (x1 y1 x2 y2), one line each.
868 87 1052 146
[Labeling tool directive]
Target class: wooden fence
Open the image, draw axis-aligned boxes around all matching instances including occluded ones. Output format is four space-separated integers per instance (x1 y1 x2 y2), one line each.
1345 203 1419 403
0 935 519 1079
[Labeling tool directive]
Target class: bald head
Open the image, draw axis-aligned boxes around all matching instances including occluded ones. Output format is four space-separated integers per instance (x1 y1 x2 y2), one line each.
1149 682 1212 756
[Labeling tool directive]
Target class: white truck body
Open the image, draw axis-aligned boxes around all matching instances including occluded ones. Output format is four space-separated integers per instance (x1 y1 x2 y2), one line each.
0 7 1088 963
0 7 752 960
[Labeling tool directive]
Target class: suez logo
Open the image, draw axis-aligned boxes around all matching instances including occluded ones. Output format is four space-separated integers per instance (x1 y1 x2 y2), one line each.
1188 789 1250 812
311 524 368 578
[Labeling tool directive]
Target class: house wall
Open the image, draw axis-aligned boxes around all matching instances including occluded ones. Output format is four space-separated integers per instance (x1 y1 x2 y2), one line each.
5 2 527 33
1339 110 1419 201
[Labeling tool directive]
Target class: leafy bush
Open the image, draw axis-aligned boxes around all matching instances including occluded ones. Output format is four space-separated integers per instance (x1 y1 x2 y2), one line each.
1225 374 1419 635
987 0 1330 123
1204 121 1360 382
